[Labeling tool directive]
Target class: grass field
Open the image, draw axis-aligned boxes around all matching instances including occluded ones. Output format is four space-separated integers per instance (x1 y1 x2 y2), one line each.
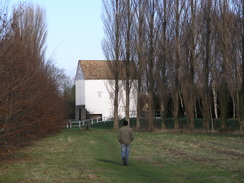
0 129 243 183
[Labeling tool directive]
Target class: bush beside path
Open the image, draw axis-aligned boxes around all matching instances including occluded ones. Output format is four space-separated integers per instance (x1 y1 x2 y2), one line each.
0 129 244 183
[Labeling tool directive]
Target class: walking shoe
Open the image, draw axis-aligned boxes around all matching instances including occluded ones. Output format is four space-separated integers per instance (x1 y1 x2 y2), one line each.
122 157 127 166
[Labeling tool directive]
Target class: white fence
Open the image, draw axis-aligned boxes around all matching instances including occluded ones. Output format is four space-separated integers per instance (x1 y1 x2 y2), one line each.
66 110 162 128
66 117 113 128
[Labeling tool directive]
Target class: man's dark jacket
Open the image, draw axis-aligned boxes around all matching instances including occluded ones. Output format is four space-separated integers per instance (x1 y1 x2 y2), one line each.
118 126 134 145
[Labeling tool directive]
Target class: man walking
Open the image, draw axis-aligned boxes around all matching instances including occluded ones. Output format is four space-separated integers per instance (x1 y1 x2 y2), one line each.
118 120 134 166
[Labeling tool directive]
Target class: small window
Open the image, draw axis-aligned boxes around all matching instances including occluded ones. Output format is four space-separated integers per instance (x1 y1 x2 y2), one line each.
98 91 102 98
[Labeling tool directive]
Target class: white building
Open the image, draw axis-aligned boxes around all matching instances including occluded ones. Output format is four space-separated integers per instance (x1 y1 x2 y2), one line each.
75 60 137 120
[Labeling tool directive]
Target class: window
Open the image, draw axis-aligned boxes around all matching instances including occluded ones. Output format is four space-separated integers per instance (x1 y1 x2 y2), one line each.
98 91 102 98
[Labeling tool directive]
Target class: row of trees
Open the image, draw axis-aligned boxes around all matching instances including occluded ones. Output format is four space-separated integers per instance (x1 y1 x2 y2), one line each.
102 0 244 131
0 2 70 154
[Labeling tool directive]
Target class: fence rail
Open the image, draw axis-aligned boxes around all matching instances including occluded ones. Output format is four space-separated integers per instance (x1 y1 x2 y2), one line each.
66 110 161 128
66 117 113 128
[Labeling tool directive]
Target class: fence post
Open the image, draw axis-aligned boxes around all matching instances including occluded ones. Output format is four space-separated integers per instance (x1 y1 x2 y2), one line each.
70 121 72 128
79 121 81 127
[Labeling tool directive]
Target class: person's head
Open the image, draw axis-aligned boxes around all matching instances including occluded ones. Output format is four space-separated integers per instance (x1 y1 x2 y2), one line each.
123 120 128 126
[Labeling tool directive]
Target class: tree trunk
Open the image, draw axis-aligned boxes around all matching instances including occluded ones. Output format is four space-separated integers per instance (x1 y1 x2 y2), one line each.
135 0 145 130
172 0 181 130
160 101 166 129
239 0 244 131
148 93 154 131
113 79 119 129
219 81 228 128
146 0 156 131
212 82 218 118
124 0 132 123
136 85 141 129
202 0 212 131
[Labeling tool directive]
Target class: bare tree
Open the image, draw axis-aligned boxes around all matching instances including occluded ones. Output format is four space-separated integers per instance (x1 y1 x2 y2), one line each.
224 7 242 121
200 0 212 130
101 0 243 132
211 9 221 120
180 0 198 130
156 0 173 129
235 0 244 131
215 0 232 128
0 3 65 153
134 0 147 129
120 0 137 123
144 0 159 131
13 3 47 65
169 0 183 130
240 0 244 131
102 0 124 129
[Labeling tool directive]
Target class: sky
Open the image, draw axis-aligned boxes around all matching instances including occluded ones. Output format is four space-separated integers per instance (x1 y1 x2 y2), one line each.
10 0 105 78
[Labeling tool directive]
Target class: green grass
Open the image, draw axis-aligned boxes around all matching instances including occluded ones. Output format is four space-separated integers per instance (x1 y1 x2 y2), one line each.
0 129 244 183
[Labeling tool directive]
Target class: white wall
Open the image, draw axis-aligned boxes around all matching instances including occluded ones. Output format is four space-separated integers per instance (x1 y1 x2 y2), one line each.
117 81 138 117
75 63 85 106
84 80 137 118
75 80 85 105
85 80 112 117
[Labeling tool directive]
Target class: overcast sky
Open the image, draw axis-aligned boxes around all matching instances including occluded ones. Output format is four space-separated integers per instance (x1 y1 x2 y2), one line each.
10 0 105 78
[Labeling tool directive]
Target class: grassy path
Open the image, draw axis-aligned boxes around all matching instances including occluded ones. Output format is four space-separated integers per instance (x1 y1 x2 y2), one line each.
0 129 244 182
85 130 170 183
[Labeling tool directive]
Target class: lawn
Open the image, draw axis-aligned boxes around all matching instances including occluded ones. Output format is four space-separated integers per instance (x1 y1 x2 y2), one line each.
0 129 243 183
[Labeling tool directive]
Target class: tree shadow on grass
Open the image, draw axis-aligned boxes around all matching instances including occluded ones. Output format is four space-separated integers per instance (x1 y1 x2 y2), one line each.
96 158 122 166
